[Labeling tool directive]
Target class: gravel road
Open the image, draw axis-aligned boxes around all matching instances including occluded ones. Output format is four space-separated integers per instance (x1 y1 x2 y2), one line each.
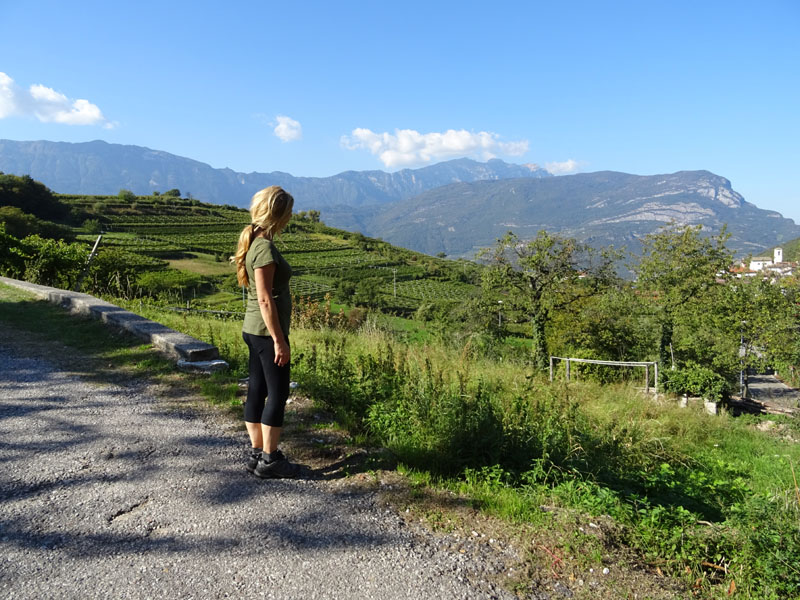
0 335 518 600
747 373 800 409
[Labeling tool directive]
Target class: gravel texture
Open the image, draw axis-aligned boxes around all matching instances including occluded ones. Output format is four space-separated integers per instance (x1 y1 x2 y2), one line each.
0 336 518 600
747 373 800 409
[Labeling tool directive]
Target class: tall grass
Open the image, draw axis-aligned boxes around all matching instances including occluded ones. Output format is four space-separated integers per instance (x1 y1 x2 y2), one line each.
114 299 800 598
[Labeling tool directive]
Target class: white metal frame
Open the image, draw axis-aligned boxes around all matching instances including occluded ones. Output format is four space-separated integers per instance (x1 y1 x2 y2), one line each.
549 356 659 393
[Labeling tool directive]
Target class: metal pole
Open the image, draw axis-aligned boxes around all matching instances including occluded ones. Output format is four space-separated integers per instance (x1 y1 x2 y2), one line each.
74 234 103 291
739 324 745 397
566 359 570 382
654 362 659 395
549 356 553 382
645 365 650 394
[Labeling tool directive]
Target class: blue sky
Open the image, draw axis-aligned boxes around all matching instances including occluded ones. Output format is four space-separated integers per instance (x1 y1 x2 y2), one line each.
1 0 799 222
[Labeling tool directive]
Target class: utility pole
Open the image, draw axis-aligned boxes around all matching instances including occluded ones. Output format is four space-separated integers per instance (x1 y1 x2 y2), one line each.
392 268 397 298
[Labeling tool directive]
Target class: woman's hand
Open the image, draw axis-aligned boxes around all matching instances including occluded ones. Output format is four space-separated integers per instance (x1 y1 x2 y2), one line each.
274 338 290 366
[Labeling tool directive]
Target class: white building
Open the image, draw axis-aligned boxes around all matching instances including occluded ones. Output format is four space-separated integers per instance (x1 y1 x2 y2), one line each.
745 247 795 277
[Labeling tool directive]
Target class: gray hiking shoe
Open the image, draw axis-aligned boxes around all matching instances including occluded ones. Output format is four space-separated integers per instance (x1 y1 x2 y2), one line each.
254 450 300 479
246 448 262 474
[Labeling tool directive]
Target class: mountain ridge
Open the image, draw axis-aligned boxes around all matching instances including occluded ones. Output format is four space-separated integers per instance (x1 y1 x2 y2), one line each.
355 170 799 259
0 139 551 210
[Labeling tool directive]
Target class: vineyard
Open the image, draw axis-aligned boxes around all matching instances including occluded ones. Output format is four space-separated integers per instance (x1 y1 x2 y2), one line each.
60 193 481 313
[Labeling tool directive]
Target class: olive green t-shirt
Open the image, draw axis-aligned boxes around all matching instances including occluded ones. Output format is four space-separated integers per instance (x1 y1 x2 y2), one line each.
242 237 292 338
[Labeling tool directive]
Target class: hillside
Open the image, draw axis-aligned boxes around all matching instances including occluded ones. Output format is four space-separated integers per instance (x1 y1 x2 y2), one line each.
0 139 550 210
359 170 800 258
763 236 800 262
54 193 480 316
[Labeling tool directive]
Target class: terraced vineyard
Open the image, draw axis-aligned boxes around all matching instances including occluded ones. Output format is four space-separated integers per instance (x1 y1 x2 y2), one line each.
60 193 481 312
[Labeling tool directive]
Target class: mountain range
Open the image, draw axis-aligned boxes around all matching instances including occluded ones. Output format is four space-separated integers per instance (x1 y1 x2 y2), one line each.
2 139 798 259
0 139 550 209
359 170 800 258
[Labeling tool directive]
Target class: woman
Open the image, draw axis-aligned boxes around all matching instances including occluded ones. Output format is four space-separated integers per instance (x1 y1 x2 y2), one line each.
233 186 298 478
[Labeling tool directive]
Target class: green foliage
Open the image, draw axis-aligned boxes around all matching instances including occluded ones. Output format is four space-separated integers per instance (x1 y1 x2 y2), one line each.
661 363 729 400
118 189 136 201
351 277 385 308
0 205 73 240
82 218 103 234
164 188 181 197
549 284 659 366
634 224 733 367
10 234 87 288
84 248 148 297
480 230 619 370
136 269 205 298
0 173 70 222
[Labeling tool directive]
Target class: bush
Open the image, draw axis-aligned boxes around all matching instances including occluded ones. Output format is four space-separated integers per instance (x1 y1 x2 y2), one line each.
662 363 728 401
13 234 87 289
83 218 103 234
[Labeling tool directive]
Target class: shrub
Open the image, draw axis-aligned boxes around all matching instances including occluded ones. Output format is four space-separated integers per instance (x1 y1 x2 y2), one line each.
662 363 728 401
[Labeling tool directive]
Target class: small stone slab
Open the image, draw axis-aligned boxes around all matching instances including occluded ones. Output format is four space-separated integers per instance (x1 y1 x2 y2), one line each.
177 359 229 373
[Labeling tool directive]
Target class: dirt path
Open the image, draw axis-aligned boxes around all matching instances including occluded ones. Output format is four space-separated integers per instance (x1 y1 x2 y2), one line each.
0 327 517 600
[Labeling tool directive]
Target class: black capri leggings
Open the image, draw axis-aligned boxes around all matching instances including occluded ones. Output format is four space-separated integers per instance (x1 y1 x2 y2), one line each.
242 332 290 427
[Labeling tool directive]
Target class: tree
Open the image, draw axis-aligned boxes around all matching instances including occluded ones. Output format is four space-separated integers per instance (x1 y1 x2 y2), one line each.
480 230 618 370
118 189 136 201
352 277 385 308
633 223 733 369
164 189 181 198
0 173 69 221
714 276 800 383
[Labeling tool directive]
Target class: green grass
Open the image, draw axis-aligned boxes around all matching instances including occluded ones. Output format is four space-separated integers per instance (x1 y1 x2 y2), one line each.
166 252 236 276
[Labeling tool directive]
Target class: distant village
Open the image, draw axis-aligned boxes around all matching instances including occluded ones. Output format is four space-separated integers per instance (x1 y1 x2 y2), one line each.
732 247 797 278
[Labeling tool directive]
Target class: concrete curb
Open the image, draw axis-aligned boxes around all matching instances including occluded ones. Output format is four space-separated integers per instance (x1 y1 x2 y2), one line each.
0 276 226 366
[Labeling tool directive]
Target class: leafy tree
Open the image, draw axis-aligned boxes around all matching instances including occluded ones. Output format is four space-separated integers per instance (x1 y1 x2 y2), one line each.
0 173 69 221
633 224 733 369
118 189 136 201
0 206 73 240
549 283 659 363
714 276 800 384
480 230 618 370
82 218 103 234
334 279 357 304
352 277 385 308
164 188 181 198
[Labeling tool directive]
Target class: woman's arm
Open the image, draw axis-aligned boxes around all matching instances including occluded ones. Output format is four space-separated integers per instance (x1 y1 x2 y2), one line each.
254 263 290 366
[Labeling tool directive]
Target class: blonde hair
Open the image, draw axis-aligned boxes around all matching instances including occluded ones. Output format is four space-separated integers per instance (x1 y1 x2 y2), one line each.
233 186 294 287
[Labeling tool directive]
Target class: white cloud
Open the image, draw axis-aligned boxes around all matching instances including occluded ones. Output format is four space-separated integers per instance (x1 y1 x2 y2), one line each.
341 127 529 168
273 115 302 142
0 72 20 119
0 72 112 127
545 159 581 175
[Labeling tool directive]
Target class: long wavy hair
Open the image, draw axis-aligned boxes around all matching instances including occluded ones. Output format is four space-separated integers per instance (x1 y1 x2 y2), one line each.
233 186 294 287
